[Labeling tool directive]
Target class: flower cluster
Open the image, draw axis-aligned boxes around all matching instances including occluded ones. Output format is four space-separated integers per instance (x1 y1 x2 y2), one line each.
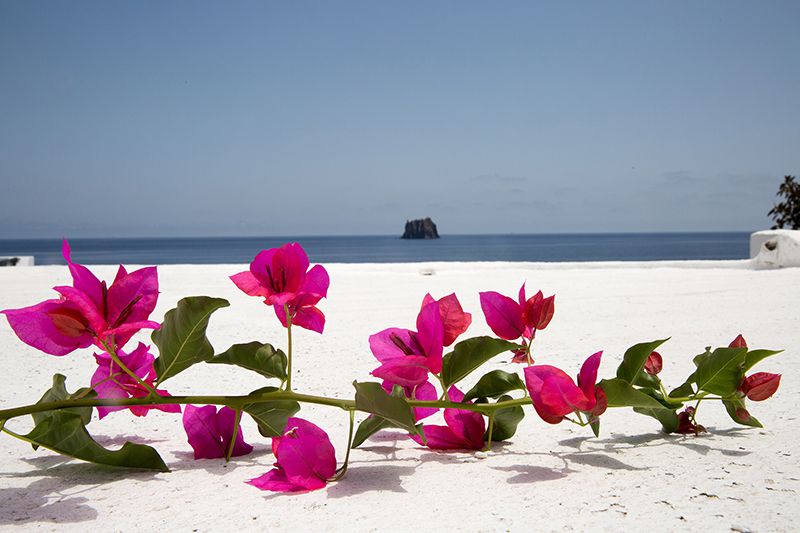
0 240 785 496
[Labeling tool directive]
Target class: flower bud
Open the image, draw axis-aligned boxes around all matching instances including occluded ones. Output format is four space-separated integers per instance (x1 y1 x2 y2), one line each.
729 334 747 349
644 351 663 375
740 372 781 401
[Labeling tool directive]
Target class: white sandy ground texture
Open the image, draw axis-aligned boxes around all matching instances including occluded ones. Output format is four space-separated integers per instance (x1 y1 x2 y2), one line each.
0 260 798 532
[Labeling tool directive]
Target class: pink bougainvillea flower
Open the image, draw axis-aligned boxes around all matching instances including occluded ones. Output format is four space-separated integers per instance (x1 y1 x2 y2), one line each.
412 386 485 450
91 342 180 419
729 334 747 349
230 242 329 333
420 293 472 347
183 405 254 460
247 417 336 493
523 351 607 424
479 283 555 342
1 240 159 355
382 380 439 421
644 351 663 375
369 300 444 388
740 372 781 401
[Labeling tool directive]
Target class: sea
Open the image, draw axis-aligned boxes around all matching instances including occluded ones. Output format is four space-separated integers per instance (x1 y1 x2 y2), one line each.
0 233 750 265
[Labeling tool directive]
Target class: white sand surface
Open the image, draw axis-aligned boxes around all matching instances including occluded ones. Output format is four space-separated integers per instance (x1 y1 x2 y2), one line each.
0 261 798 532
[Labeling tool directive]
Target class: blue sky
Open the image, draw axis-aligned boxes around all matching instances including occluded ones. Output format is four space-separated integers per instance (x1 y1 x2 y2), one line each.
1 1 798 237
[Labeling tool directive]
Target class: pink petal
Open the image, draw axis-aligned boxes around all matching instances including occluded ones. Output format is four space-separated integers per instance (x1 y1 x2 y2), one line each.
1 299 94 356
300 264 329 298
276 418 336 489
576 351 603 402
183 405 226 459
230 271 270 298
369 328 418 362
524 365 593 424
421 293 436 308
53 285 107 336
416 301 444 373
62 239 104 310
479 291 525 341
247 468 309 492
436 293 472 347
105 266 159 327
517 282 527 307
249 248 278 288
103 320 161 349
412 381 439 421
413 425 476 450
371 356 431 388
443 386 485 448
273 302 326 333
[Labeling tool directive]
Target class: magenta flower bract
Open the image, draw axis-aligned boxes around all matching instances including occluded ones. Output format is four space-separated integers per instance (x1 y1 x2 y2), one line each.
247 417 336 493
420 293 472 347
1 240 160 355
369 300 444 388
183 405 254 460
382 380 439 421
479 283 555 342
91 342 180 419
412 386 485 450
740 372 781 401
230 243 329 333
523 351 607 424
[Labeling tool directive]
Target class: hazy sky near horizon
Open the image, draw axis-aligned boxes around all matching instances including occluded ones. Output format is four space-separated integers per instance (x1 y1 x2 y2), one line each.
1 1 798 238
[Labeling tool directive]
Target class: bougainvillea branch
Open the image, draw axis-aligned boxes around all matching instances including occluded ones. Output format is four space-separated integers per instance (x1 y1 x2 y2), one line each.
0 240 784 492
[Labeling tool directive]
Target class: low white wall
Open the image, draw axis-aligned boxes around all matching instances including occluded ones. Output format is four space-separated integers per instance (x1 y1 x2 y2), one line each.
750 230 800 268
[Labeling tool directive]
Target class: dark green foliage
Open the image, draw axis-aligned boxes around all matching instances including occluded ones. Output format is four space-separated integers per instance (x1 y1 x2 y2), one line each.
768 175 800 229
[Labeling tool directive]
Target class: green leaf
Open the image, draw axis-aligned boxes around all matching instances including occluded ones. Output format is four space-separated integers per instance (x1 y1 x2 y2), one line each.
615 339 669 384
353 381 419 435
153 296 230 384
632 406 680 433
243 387 301 437
351 386 415 447
693 347 748 396
209 342 287 381
601 378 671 409
463 370 525 402
600 378 679 433
32 374 94 427
723 398 762 428
21 411 168 471
441 336 519 388
669 380 695 399
590 419 601 437
744 349 783 372
487 394 525 442
693 347 712 367
352 416 393 448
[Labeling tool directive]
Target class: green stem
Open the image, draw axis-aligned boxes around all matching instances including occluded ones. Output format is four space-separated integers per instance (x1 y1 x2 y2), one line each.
225 408 243 462
485 414 495 452
330 410 355 482
284 303 293 392
436 373 448 400
101 340 159 396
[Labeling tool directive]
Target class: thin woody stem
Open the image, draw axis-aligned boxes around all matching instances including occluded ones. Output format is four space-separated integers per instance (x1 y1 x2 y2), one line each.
101 339 159 396
284 304 293 392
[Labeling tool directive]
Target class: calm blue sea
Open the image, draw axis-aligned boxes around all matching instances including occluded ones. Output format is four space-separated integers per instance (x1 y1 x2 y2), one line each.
0 233 750 265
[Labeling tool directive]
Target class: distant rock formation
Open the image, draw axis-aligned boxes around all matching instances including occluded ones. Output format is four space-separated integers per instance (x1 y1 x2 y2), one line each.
402 217 440 239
